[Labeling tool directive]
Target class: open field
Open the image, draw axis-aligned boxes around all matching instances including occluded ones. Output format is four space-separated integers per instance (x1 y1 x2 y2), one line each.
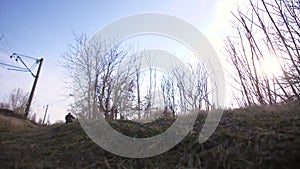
0 103 300 169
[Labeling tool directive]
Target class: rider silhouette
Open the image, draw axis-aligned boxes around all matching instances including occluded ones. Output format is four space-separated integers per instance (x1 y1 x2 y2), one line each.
65 113 75 123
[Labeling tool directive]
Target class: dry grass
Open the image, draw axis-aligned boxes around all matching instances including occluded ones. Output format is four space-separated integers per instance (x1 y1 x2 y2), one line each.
0 109 37 130
0 103 299 168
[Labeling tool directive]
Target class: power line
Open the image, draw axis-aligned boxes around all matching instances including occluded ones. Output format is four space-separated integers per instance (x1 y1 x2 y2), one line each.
12 53 44 118
0 62 27 71
0 54 40 74
0 35 33 90
0 33 45 118
12 53 39 61
1 52 44 118
0 57 29 90
0 34 12 56
10 53 40 77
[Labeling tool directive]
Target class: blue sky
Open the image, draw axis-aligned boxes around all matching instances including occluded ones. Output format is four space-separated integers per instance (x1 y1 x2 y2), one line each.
0 0 237 123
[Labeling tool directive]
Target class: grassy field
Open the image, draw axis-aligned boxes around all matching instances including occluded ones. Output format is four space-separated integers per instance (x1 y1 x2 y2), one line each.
0 103 300 169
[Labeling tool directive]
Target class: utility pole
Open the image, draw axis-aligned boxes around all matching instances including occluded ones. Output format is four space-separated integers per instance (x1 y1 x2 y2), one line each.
24 58 43 118
9 53 44 118
42 105 48 124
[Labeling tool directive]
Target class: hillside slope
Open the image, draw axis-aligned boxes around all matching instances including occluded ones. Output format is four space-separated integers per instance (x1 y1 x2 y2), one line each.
0 109 37 130
0 103 300 169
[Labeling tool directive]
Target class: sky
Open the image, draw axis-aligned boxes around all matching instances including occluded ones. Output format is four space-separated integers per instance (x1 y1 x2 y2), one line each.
0 0 240 123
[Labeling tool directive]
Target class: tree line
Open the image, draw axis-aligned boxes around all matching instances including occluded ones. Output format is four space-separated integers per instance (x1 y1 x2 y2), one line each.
64 0 299 120
62 35 212 120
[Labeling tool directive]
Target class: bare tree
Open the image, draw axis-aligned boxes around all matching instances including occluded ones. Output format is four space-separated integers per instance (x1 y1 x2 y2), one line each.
226 0 300 106
161 75 176 117
135 69 141 119
62 34 102 119
1 88 29 115
0 102 9 109
63 33 214 121
134 55 142 119
62 34 138 120
171 61 211 113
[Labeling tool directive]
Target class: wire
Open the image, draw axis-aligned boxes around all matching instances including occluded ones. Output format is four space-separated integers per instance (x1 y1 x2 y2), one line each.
0 62 28 70
0 33 12 57
13 53 39 61
9 54 40 77
0 33 31 90
29 61 39 71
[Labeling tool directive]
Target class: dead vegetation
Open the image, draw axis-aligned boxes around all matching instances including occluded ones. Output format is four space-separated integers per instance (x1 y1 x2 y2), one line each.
0 103 299 169
0 109 38 130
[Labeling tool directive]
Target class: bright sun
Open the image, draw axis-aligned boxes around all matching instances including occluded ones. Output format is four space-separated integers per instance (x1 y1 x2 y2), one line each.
259 56 283 78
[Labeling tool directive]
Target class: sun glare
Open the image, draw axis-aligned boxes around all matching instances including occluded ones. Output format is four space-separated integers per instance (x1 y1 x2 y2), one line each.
259 56 283 78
